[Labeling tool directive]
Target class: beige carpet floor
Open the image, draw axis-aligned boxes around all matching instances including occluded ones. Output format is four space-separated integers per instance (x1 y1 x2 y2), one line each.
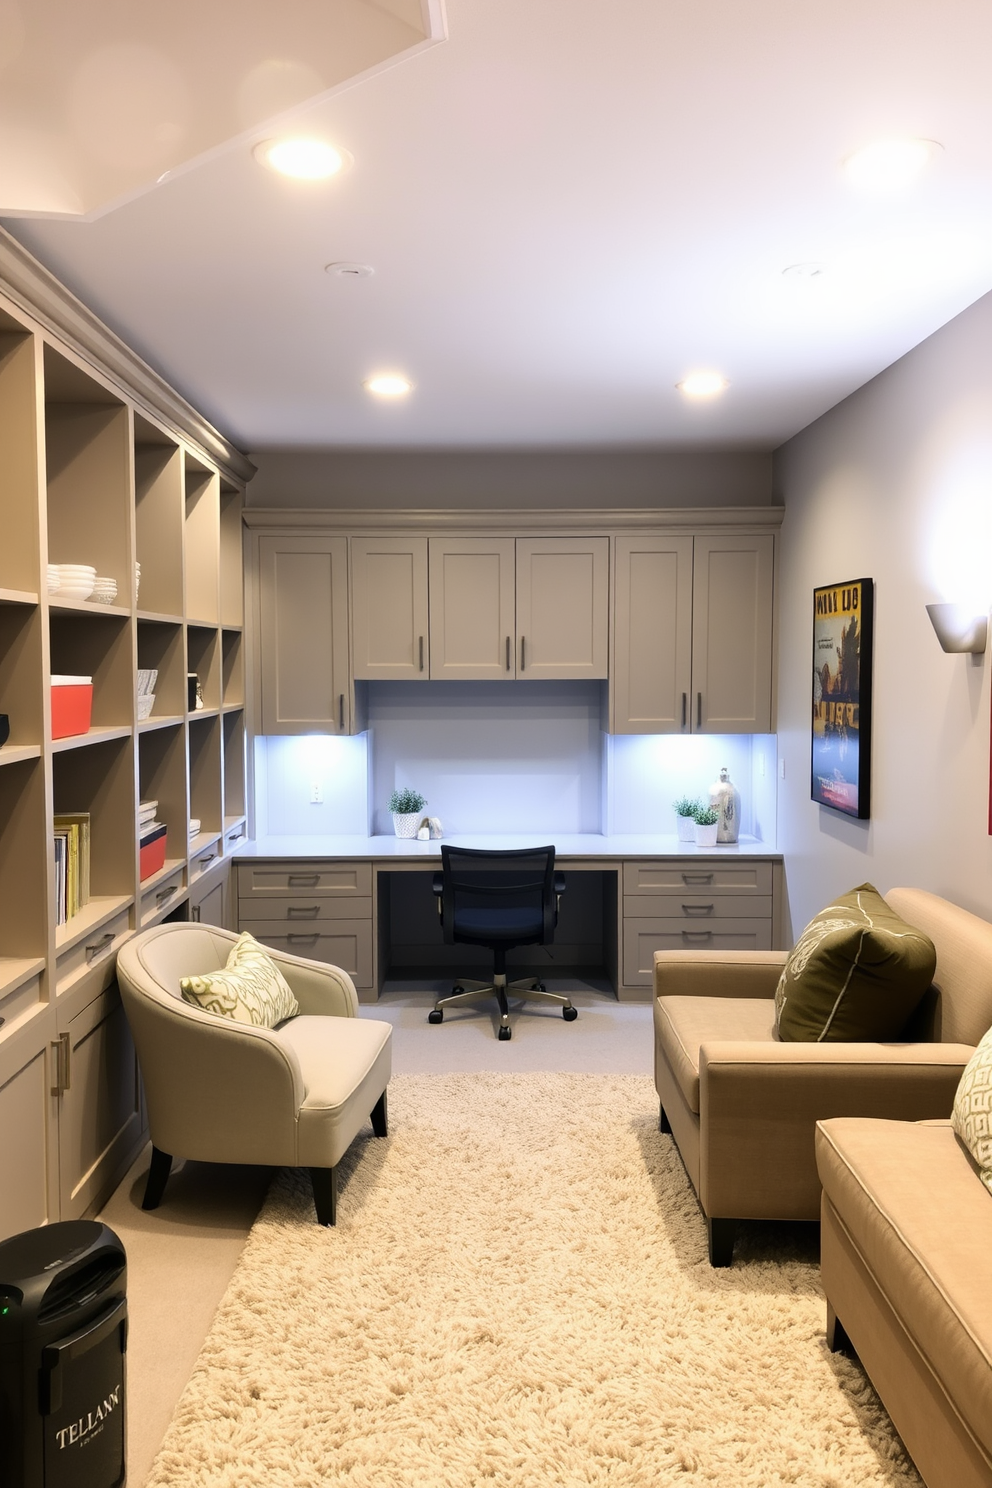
144 1073 921 1487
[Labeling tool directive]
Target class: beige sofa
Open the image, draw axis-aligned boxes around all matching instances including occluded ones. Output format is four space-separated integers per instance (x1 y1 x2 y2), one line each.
653 887 992 1264
817 1117 992 1488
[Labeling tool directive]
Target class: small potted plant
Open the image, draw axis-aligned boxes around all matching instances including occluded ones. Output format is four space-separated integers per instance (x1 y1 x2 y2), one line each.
692 804 720 848
673 795 703 844
389 787 427 838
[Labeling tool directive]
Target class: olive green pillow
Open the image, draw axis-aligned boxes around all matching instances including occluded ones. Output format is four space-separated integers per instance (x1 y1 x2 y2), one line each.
181 932 299 1028
775 883 936 1042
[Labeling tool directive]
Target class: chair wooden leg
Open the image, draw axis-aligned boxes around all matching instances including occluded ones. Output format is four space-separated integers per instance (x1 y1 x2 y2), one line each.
707 1217 736 1267
310 1166 337 1226
826 1304 855 1355
659 1104 672 1134
371 1090 388 1138
142 1146 173 1210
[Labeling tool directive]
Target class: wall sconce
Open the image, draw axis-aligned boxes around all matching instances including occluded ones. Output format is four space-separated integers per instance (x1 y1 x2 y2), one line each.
925 602 988 655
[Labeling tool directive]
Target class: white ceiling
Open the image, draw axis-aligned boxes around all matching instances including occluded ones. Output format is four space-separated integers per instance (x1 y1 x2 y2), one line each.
5 0 992 452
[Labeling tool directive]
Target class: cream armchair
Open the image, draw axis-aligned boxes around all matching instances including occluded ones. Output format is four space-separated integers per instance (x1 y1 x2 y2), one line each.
654 888 992 1266
116 923 392 1225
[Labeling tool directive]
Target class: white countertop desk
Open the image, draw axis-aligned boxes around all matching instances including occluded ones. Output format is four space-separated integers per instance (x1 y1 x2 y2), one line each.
234 836 784 1000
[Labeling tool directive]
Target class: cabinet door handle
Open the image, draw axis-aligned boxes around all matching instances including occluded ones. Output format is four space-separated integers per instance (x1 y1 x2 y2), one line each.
51 1032 71 1096
287 905 320 919
681 692 687 729
288 873 319 887
682 903 715 916
85 932 114 963
191 905 201 922
520 636 526 671
697 692 702 728
286 932 320 944
338 694 345 730
681 930 713 942
506 635 511 672
419 635 425 672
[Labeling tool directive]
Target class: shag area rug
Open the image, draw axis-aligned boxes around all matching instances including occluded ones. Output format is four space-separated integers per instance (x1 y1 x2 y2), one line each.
147 1074 922 1487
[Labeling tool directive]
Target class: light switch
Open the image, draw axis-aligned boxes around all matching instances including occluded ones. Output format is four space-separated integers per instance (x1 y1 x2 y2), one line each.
310 781 323 803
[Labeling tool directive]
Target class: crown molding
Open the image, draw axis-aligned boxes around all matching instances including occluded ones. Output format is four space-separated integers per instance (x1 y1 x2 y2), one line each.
0 227 255 487
243 505 784 532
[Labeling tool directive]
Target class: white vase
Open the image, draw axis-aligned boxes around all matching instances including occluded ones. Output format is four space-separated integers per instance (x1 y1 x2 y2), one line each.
694 821 719 848
676 814 696 843
710 766 741 844
392 812 423 838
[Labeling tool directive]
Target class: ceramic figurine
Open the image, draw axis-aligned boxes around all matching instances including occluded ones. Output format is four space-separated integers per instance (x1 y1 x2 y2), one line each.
709 767 741 844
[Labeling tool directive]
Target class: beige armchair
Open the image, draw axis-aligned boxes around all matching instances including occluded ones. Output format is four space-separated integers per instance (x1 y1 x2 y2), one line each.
654 888 992 1266
116 923 392 1225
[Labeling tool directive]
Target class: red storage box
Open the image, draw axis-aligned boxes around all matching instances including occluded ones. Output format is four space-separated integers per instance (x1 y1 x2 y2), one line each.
51 675 93 740
139 823 167 882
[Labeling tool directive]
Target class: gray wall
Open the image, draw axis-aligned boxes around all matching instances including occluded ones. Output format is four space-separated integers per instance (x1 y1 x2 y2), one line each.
774 288 992 937
245 447 774 509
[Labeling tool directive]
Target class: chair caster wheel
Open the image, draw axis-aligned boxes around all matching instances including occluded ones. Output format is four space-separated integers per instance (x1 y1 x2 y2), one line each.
535 982 546 991
428 1009 443 1024
498 1025 511 1041
563 1006 578 1021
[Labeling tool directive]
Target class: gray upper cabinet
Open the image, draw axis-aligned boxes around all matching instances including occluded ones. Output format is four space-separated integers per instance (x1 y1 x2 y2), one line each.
428 538 517 679
515 537 609 679
258 534 351 732
611 532 774 734
351 536 429 680
691 533 775 733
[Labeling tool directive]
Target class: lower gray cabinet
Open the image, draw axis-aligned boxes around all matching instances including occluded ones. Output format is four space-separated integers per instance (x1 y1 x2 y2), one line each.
0 1008 59 1242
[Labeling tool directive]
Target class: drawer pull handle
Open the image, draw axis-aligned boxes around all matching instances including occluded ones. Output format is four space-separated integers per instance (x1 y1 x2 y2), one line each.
155 887 177 905
85 932 114 962
682 873 713 885
682 930 713 942
197 853 216 870
682 903 715 915
287 905 319 919
286 932 320 944
288 874 320 887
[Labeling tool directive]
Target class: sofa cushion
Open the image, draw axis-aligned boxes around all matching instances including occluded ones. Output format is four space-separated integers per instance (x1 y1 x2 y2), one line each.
278 1015 392 1168
952 1025 992 1194
181 931 299 1028
654 995 777 1113
775 883 936 1042
816 1117 992 1461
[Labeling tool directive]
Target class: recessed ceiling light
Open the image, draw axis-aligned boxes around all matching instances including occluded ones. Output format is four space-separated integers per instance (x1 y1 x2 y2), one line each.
254 138 351 180
843 138 941 191
326 262 374 278
782 261 826 280
364 374 412 397
677 371 728 399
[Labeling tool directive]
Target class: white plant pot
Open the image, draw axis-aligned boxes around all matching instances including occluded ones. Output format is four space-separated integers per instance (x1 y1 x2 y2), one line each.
694 821 719 848
676 814 696 843
392 812 423 839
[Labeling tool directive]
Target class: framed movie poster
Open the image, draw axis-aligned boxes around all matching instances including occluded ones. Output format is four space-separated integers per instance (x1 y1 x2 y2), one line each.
811 577 874 819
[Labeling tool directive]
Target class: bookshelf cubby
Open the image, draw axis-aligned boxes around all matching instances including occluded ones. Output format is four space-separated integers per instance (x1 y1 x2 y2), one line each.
0 237 251 1242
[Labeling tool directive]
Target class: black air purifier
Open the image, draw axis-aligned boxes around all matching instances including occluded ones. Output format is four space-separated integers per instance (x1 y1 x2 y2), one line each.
0 1220 127 1488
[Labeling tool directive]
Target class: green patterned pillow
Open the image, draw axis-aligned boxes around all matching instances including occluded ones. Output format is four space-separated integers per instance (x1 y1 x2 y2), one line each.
953 1027 992 1193
775 883 936 1042
180 932 299 1028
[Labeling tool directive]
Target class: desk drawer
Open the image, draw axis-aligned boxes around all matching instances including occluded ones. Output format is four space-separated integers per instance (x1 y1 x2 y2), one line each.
623 861 774 896
238 862 372 899
238 897 372 925
240 921 373 988
623 893 773 922
622 918 773 987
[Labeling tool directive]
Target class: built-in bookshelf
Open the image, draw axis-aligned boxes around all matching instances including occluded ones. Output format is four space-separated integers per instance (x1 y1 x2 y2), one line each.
0 233 252 1242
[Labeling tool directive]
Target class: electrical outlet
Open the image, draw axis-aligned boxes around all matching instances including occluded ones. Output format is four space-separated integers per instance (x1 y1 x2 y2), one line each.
310 781 323 804
779 759 786 780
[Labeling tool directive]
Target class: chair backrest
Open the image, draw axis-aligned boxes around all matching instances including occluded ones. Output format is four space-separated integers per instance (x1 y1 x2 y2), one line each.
116 922 241 1007
887 887 992 1046
439 844 557 946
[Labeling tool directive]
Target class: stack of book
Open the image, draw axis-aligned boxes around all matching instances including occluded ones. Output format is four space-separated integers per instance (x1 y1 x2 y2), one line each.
53 812 91 926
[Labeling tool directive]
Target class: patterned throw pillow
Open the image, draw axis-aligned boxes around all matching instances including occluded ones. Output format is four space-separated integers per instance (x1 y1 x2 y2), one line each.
774 882 936 1042
953 1027 992 1193
180 932 299 1028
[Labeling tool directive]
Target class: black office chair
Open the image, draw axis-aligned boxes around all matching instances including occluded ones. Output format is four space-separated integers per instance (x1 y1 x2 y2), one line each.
428 844 578 1040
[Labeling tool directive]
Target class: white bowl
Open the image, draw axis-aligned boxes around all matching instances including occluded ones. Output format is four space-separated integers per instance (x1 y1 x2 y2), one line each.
56 583 96 600
137 693 155 720
56 564 97 576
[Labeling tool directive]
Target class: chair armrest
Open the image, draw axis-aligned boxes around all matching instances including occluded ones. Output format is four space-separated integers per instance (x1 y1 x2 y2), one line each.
654 949 788 1001
697 1040 974 1219
554 872 566 895
262 945 360 1017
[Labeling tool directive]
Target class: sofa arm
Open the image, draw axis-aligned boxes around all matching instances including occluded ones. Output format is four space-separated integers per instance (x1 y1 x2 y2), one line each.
698 1041 974 1221
653 949 788 1002
263 946 360 1017
121 987 306 1166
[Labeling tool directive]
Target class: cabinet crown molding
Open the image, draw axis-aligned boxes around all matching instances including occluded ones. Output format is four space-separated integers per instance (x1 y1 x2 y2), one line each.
243 505 784 533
